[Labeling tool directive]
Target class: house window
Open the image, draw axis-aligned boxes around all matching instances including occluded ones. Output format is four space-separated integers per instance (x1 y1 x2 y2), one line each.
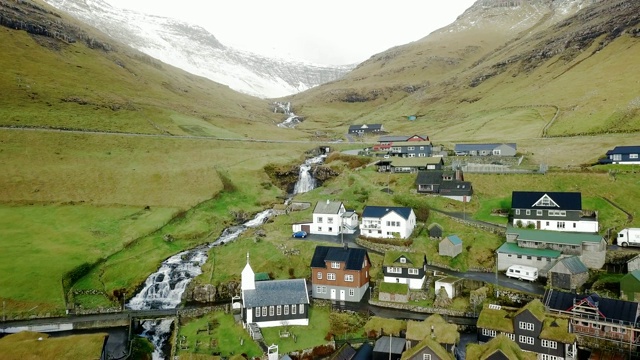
557 222 565 229
262 306 267 316
482 329 496 337
519 322 535 331
269 306 274 316
349 289 355 296
612 154 622 161
317 272 322 280
527 256 532 260
517 255 522 259
573 223 576 228
408 268 419 275
292 304 297 314
526 210 531 215
422 354 431 360
631 154 639 159
537 257 542 261
502 332 515 341
493 149 501 155
400 257 406 263
321 286 327 293
518 335 534 345
318 217 323 223
327 273 336 281
541 355 559 360
299 304 304 314
345 274 354 282
277 305 281 315
316 286 322 293
541 340 557 349
408 147 415 151
331 262 340 269
284 305 289 315
255 307 261 317
387 267 402 274
515 209 520 215
328 218 334 224
536 210 542 216
546 221 549 226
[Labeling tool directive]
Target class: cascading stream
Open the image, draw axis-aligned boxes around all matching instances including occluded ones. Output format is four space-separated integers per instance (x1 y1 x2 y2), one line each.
293 155 326 194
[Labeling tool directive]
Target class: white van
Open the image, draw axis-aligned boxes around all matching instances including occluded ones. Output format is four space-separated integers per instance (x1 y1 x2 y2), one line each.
506 265 538 282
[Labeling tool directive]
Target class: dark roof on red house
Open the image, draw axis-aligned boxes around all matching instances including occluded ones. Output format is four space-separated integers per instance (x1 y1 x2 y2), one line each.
511 191 582 210
310 246 369 271
543 289 640 324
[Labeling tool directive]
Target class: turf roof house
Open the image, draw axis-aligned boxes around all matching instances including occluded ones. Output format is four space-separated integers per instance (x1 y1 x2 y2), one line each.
405 314 460 354
477 299 578 360
240 254 310 329
309 245 371 302
466 335 537 360
454 143 517 156
543 289 640 346
376 157 444 173
415 170 473 203
599 145 640 164
511 191 599 233
291 200 358 236
497 226 606 275
361 205 416 239
348 124 384 136
382 251 427 290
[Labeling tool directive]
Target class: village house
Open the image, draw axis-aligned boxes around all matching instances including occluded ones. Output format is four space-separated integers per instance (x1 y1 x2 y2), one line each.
373 336 406 360
477 300 577 360
373 135 430 152
405 314 459 353
454 143 517 156
599 145 640 164
466 335 537 360
543 289 640 349
382 251 427 290
511 191 599 233
400 337 454 360
628 255 640 272
291 200 358 236
376 157 444 173
239 254 309 331
439 235 462 258
547 256 589 291
309 245 371 302
497 226 606 273
434 277 463 299
360 205 416 239
415 170 473 203
348 124 384 136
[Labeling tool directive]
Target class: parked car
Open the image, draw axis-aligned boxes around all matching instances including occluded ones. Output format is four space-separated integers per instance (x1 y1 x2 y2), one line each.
292 231 308 238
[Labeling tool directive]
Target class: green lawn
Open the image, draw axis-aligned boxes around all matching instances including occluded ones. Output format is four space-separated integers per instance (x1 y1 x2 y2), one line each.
0 204 176 316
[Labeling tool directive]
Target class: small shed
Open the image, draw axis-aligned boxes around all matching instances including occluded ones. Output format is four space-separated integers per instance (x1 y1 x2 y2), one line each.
621 270 640 301
548 256 589 291
434 277 463 299
439 235 463 258
428 223 444 239
628 255 640 273
373 336 405 360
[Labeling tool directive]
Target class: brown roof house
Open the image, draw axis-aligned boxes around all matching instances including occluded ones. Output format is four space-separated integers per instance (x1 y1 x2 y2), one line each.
439 235 462 258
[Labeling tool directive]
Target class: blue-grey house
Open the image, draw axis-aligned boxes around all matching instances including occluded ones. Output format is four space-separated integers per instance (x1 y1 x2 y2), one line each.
348 124 384 136
600 145 640 164
454 143 517 156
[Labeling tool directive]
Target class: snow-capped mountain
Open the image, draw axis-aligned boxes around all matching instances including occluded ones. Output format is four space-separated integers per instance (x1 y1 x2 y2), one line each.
44 0 354 98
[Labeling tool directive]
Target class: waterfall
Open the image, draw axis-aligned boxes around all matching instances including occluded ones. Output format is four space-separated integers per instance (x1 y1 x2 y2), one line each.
274 101 303 128
126 209 273 358
292 155 326 194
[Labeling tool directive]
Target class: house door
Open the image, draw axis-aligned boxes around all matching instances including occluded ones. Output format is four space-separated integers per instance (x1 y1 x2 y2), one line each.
536 221 541 229
330 289 336 300
340 290 345 301
302 225 310 233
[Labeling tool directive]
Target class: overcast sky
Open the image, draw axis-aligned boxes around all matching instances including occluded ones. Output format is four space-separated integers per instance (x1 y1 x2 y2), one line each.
104 0 477 65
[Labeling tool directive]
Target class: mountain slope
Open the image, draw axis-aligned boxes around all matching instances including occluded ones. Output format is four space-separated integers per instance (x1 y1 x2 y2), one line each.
287 0 640 164
43 0 353 98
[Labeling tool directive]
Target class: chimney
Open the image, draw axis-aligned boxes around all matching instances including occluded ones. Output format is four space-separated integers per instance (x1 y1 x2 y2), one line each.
327 199 330 205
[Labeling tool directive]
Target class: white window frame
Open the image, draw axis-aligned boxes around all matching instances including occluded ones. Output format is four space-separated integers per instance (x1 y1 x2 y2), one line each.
630 154 639 159
422 354 431 360
262 306 267 316
299 304 304 314
255 307 261 317
292 304 296 315
277 305 281 316
408 268 419 275
331 262 340 269
387 267 402 274
515 209 520 215
316 286 322 293
518 335 534 345
327 273 336 281
269 306 274 316
502 332 515 341
482 328 496 337
344 274 354 282
284 305 289 315
317 217 323 223
400 257 406 263
317 272 322 280
349 289 355 297
519 321 535 331
541 339 557 349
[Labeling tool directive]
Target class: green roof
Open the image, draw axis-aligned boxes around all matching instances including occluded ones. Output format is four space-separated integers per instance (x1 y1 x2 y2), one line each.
539 317 576 344
507 226 603 245
477 304 514 333
466 335 537 360
379 282 409 295
514 299 545 322
401 336 454 360
497 242 561 258
406 314 460 344
255 272 270 281
383 251 425 268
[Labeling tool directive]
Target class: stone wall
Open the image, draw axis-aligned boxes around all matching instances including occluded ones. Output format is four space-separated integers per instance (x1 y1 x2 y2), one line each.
378 292 408 303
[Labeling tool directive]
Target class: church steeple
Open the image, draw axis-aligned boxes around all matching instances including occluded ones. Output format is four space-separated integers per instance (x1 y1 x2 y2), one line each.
241 252 255 291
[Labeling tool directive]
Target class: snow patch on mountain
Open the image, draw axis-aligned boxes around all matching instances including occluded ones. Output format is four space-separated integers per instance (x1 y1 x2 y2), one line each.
44 0 353 98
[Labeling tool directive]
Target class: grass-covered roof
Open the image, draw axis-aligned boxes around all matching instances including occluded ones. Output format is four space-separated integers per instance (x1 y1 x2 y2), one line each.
400 336 454 360
515 298 546 322
466 335 537 360
477 305 514 333
383 251 425 268
406 314 460 344
379 282 409 295
0 331 107 359
540 317 576 344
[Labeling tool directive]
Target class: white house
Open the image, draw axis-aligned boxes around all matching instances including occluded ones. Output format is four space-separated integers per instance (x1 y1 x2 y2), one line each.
511 191 599 233
360 205 416 239
292 200 358 235
434 277 462 299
